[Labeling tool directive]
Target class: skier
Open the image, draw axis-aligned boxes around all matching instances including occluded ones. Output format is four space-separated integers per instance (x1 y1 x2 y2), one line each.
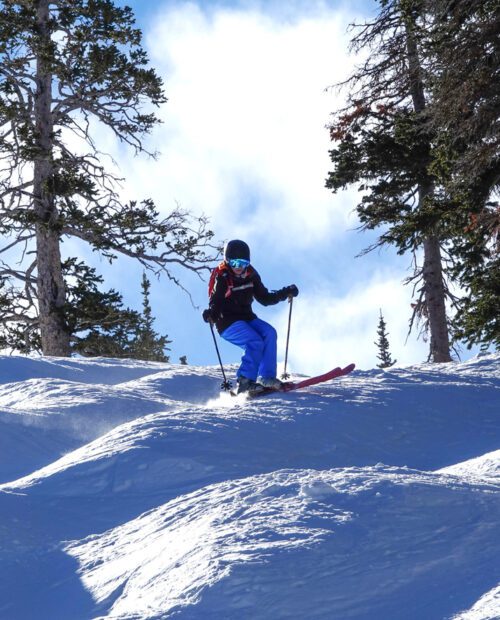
203 239 298 394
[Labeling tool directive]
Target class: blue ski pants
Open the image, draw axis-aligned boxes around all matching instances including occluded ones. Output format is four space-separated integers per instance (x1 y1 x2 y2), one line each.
221 318 277 381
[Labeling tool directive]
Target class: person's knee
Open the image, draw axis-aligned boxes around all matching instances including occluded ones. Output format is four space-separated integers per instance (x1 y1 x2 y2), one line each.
264 324 277 342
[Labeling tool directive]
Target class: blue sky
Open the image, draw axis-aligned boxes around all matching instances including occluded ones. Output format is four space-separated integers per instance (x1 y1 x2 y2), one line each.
77 0 477 373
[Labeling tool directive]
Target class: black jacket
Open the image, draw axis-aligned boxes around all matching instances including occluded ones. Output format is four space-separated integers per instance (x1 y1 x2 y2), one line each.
209 265 287 333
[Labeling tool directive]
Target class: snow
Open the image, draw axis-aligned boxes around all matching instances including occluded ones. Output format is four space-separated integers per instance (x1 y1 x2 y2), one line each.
0 353 499 619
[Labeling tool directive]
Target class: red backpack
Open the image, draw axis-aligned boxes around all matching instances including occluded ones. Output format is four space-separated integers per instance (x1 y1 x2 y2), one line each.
208 262 233 299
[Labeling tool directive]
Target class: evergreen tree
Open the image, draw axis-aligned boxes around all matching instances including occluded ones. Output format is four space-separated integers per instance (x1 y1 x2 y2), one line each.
0 0 216 356
65 260 142 357
375 310 397 369
428 0 500 194
0 258 146 356
327 0 454 362
129 272 171 362
425 0 500 350
450 210 500 350
179 355 188 365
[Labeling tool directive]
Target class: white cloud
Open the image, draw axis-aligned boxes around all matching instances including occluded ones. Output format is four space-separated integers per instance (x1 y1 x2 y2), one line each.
275 273 429 373
115 2 359 248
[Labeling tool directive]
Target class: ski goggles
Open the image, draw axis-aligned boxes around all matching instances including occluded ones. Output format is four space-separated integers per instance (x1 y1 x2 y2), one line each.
228 258 250 270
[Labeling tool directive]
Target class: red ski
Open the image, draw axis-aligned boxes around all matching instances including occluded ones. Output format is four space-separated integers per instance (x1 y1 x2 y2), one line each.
247 363 355 398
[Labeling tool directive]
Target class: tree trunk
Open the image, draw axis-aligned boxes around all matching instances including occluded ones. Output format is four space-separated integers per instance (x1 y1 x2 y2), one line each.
405 12 452 362
422 235 452 362
33 0 70 356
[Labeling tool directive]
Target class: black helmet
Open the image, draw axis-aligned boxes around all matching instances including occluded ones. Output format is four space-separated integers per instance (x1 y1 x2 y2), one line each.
224 239 250 261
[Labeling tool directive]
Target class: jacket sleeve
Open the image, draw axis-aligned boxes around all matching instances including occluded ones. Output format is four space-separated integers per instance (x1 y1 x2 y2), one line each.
252 271 285 306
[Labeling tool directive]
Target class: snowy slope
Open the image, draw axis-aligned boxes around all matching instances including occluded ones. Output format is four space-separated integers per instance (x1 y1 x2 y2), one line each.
0 354 499 620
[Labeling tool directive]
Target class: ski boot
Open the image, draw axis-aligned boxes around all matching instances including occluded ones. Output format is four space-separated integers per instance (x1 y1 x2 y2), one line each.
236 376 265 395
257 376 285 391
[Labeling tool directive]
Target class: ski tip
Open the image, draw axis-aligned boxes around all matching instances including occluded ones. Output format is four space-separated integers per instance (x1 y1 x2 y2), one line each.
343 363 356 373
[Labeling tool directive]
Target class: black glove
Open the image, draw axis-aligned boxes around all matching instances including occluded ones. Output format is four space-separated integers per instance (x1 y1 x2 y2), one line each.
279 284 299 301
202 308 217 323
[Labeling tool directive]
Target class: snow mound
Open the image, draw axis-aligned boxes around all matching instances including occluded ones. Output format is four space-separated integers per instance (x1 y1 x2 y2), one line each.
438 450 500 485
452 586 500 620
65 467 499 619
0 353 499 619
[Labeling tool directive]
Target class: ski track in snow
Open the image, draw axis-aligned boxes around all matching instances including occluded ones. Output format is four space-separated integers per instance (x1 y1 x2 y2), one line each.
0 354 499 619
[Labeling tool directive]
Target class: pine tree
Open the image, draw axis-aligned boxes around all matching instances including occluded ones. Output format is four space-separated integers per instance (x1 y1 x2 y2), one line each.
0 259 144 356
426 0 500 350
129 273 171 362
375 310 397 369
428 0 500 194
450 219 500 351
179 355 188 365
0 0 216 356
327 0 453 362
65 260 142 357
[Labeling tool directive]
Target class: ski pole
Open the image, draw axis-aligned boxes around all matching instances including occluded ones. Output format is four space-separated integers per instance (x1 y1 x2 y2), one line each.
209 321 232 391
281 296 293 380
